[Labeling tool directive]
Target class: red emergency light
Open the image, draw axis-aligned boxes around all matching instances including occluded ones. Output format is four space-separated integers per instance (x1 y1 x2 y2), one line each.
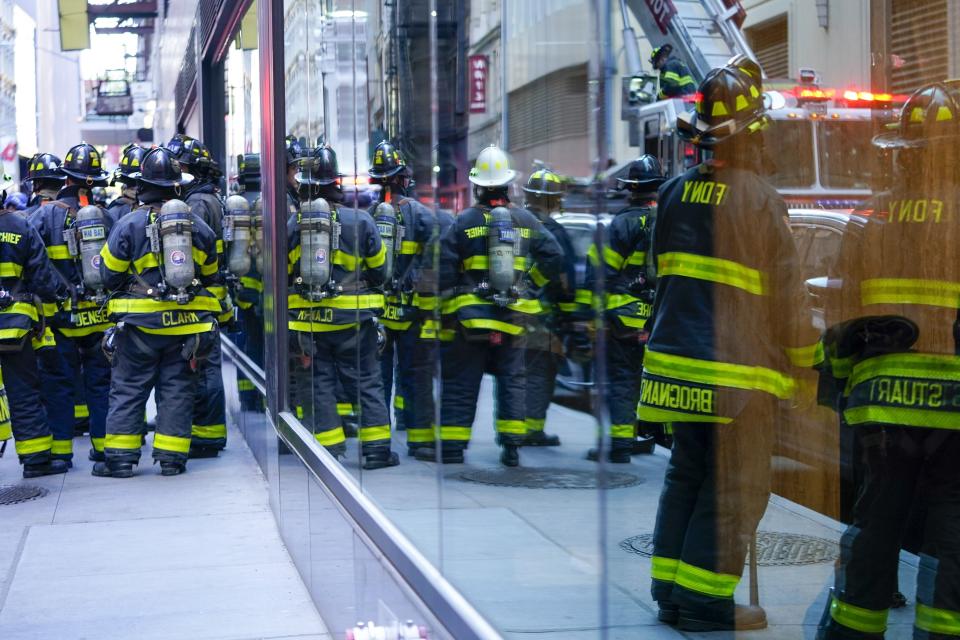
798 88 835 100
842 90 893 102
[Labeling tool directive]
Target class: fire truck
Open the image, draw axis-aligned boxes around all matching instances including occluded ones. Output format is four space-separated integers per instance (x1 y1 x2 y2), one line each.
618 0 901 208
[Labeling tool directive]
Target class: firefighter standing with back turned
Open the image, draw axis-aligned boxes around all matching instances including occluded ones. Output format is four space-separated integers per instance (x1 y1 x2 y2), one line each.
816 81 960 640
367 141 437 456
0 189 69 478
287 145 398 470
521 167 575 448
418 145 563 467
639 64 818 631
29 143 116 464
166 134 231 457
22 153 66 218
107 144 148 221
585 155 663 463
93 147 220 478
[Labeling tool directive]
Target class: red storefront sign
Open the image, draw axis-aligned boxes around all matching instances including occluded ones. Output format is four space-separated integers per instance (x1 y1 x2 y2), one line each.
644 0 677 35
469 55 488 114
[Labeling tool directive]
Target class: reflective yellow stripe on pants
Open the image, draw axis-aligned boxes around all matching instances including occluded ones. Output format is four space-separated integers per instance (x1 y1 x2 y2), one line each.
674 561 740 598
829 595 888 634
916 603 960 636
15 435 52 456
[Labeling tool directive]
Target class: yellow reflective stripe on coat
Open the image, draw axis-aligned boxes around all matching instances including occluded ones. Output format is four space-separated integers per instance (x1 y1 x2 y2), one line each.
15 434 52 455
529 265 548 287
32 327 56 350
0 328 29 340
359 425 391 442
59 324 114 338
101 244 130 272
915 603 960 635
288 294 385 310
674 561 740 598
651 556 679 582
315 427 346 446
626 251 647 266
606 293 642 310
637 406 732 424
366 243 387 268
153 433 192 453
829 595 887 634
439 426 472 441
240 276 263 292
462 255 529 271
134 252 159 272
46 244 71 260
785 342 825 368
847 353 960 390
461 318 523 335
658 252 767 295
0 262 22 278
104 434 142 450
138 322 215 336
289 321 357 333
844 405 960 430
108 297 222 314
0 302 39 322
400 240 420 255
603 246 625 270
644 349 796 399
575 289 593 305
861 278 960 308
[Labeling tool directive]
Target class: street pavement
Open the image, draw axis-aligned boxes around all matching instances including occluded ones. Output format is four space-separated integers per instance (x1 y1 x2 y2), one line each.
0 416 330 640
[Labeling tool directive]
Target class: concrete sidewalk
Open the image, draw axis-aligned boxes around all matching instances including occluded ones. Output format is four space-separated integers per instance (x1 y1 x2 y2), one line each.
0 424 329 640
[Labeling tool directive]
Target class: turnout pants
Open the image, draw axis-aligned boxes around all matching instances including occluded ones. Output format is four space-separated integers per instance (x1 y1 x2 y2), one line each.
237 305 264 412
191 338 226 450
104 327 199 465
606 333 645 453
440 330 527 447
819 426 960 639
294 321 391 454
38 331 110 460
650 397 774 622
382 323 435 450
524 321 560 435
3 341 56 464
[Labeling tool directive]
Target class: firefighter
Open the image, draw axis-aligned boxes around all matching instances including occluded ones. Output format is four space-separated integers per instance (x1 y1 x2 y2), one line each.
287 145 398 470
4 193 26 212
585 155 663 463
651 44 696 99
230 153 264 411
638 65 817 631
367 141 437 455
28 143 116 464
416 145 563 467
815 81 960 640
0 194 69 477
22 153 66 218
93 147 220 478
520 167 576 447
107 143 147 220
285 135 307 215
167 134 230 457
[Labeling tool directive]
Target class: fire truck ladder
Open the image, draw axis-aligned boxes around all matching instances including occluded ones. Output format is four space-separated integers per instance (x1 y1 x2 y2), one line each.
625 0 757 82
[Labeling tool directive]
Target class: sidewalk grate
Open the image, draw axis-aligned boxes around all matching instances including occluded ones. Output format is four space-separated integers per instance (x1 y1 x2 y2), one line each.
620 531 840 566
0 484 48 506
456 467 643 489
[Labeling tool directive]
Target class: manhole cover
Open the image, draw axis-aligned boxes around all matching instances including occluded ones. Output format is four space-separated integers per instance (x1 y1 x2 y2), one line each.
620 531 839 566
456 467 643 489
0 484 48 506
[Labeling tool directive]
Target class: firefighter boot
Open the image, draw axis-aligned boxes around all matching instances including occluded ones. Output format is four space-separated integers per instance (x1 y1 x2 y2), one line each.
678 604 767 632
658 602 680 625
88 448 105 462
23 459 70 479
362 448 400 470
586 438 633 463
159 461 186 476
413 442 465 464
189 445 220 459
523 430 561 447
500 443 520 467
91 460 135 478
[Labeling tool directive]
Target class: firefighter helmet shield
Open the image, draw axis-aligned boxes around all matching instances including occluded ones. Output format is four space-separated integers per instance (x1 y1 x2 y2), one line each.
368 141 407 179
133 147 194 188
677 65 768 148
873 80 960 149
62 143 110 183
27 153 66 182
469 145 517 187
617 155 665 190
523 169 565 197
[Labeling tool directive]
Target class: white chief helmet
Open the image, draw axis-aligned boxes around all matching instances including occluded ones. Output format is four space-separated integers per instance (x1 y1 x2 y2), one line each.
468 145 517 187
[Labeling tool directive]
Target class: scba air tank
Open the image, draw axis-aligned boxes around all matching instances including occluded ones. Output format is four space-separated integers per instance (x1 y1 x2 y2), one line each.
158 199 196 293
223 194 252 277
374 202 397 283
74 205 108 294
487 206 517 294
299 198 333 288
